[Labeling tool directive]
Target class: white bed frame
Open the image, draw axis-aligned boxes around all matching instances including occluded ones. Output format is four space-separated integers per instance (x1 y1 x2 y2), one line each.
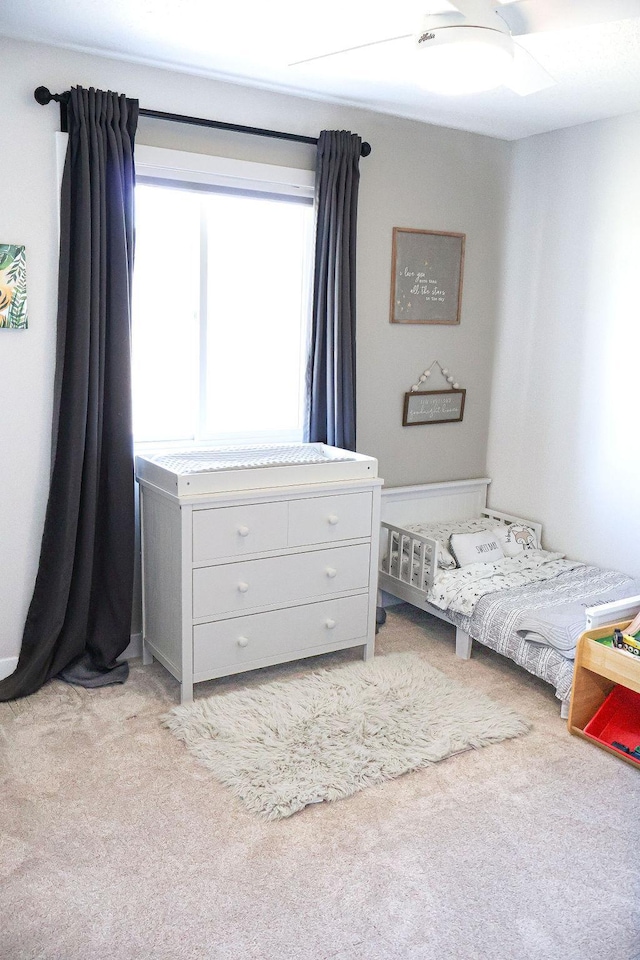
379 480 542 661
585 595 640 629
379 479 522 654
376 478 638 720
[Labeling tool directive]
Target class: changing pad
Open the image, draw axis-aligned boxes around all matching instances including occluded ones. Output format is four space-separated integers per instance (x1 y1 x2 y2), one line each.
135 442 378 496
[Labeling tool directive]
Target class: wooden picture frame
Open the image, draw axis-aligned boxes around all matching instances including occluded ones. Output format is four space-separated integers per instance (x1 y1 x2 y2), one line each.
390 228 465 325
403 389 466 426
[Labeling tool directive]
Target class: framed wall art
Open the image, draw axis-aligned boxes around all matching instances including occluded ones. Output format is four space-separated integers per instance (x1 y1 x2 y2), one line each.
0 244 28 330
390 228 465 325
403 388 466 426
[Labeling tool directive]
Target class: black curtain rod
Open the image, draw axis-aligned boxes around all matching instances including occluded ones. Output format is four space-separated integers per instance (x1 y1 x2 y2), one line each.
34 86 372 157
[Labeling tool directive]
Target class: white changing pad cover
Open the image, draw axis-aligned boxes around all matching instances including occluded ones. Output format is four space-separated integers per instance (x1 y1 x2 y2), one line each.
144 443 354 475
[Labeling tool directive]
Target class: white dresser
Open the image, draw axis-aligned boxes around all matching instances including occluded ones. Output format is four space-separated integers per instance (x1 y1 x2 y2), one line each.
136 444 383 703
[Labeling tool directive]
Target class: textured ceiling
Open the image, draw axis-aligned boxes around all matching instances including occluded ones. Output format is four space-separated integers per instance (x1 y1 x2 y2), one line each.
2 0 640 140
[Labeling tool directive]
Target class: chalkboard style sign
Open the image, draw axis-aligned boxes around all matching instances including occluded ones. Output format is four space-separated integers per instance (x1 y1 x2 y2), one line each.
390 228 465 324
403 389 466 426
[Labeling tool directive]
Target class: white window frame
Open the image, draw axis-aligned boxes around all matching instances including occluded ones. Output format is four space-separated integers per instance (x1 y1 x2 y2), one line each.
132 145 316 452
135 144 315 200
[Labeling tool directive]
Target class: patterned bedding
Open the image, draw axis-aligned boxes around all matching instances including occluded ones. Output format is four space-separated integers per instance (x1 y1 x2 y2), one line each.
429 551 582 616
440 565 640 703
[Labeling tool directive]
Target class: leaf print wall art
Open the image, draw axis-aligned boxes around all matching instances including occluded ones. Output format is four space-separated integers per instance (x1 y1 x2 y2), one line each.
0 244 28 329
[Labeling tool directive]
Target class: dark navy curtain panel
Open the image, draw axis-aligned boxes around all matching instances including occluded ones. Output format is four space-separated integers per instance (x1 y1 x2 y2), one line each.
305 130 361 452
0 87 139 701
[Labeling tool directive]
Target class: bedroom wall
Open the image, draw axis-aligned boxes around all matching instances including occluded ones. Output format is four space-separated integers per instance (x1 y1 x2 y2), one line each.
0 36 508 674
487 111 640 580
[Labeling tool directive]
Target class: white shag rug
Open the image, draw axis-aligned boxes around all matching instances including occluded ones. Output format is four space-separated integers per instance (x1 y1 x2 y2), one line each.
163 653 530 820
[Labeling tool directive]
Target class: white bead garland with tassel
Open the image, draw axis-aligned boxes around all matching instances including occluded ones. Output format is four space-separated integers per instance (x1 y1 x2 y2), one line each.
410 360 462 392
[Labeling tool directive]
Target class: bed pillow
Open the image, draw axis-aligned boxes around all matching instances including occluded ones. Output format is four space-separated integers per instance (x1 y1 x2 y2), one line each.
493 522 539 558
450 529 505 567
405 517 501 570
433 541 457 570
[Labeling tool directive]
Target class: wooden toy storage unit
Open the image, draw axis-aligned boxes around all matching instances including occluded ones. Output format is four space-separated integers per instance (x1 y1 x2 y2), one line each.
135 444 383 703
568 621 640 769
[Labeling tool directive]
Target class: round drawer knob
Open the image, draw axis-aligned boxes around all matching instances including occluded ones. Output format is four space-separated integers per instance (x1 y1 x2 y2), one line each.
325 567 337 579
327 514 339 525
237 636 249 648
237 581 249 593
325 618 337 630
237 525 250 537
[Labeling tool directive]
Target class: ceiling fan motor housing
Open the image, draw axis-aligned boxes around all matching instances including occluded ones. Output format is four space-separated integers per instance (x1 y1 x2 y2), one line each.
413 4 516 95
416 3 513 55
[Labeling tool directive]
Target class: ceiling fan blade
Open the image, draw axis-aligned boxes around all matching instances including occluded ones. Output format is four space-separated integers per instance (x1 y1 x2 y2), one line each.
498 0 640 37
503 40 556 95
289 34 411 67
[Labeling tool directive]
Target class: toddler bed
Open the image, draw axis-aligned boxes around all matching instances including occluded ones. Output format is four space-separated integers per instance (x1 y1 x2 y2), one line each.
378 478 640 717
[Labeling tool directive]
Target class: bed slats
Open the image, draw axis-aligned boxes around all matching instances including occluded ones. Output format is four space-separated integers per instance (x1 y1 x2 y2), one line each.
381 521 437 595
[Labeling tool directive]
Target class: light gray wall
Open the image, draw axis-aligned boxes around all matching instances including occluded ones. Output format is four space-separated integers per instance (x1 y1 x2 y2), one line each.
357 117 507 485
487 110 640 578
0 37 508 670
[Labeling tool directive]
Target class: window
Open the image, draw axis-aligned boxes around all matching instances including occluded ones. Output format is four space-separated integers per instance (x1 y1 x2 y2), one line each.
131 147 314 447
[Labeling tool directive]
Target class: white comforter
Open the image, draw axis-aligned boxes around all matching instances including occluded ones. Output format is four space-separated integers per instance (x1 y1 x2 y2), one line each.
429 550 584 616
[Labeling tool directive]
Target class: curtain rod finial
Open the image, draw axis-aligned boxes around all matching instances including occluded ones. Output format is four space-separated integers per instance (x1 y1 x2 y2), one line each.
34 86 54 105
361 142 372 157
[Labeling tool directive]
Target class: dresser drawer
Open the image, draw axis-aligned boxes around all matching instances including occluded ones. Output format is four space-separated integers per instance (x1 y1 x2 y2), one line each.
193 594 369 675
288 492 372 547
192 501 288 562
192 543 371 619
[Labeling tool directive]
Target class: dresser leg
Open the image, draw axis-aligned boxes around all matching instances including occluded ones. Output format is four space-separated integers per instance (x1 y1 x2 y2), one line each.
180 681 194 705
142 640 154 666
363 639 375 661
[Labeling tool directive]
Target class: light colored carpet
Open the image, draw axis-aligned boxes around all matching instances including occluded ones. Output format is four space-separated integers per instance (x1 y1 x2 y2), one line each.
1 604 639 960
164 652 530 820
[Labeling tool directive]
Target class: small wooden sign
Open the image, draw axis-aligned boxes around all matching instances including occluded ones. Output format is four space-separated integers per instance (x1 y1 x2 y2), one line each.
403 389 466 426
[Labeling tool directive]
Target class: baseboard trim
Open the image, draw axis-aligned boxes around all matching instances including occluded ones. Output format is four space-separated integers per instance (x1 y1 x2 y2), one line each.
119 632 142 662
0 656 18 681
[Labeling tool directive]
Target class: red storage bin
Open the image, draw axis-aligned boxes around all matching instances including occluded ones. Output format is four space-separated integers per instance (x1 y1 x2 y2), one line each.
584 685 640 764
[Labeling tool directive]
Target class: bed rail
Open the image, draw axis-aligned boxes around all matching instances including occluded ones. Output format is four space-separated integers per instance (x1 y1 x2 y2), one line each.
380 521 438 596
585 595 640 629
481 509 543 547
379 508 544 608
